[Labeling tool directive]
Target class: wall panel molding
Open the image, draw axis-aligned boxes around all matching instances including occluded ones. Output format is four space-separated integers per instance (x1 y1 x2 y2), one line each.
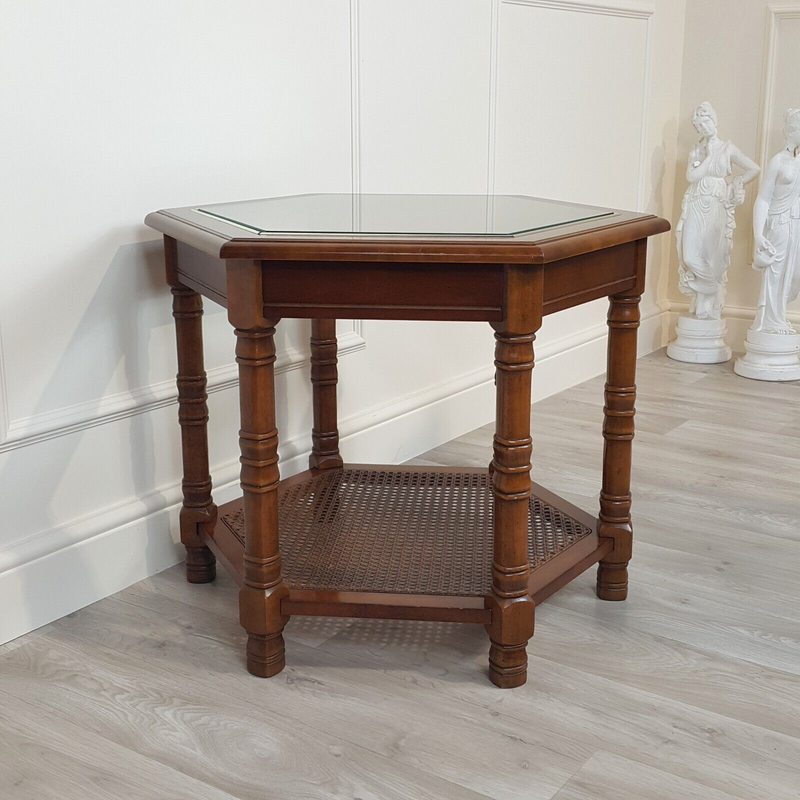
756 4 800 170
502 0 654 20
0 318 9 444
0 322 365 453
485 0 501 195
495 0 655 209
349 0 362 195
749 4 800 257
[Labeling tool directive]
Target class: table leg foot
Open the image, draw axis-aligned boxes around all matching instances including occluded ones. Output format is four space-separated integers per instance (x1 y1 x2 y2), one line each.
246 632 286 678
485 593 534 689
179 507 217 584
596 561 629 601
488 641 528 688
185 545 216 584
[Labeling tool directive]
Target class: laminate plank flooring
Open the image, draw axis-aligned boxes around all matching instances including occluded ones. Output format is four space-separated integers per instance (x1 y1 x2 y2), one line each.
1 349 798 799
0 691 240 800
549 750 743 800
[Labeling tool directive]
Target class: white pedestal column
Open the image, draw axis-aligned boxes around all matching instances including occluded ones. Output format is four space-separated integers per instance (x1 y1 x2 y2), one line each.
667 316 732 364
734 330 800 381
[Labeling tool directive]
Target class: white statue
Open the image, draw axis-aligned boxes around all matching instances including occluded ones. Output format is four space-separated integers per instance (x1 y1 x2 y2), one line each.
668 102 761 363
735 108 800 381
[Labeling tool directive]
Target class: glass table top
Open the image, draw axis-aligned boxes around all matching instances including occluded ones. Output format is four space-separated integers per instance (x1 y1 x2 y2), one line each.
195 194 613 237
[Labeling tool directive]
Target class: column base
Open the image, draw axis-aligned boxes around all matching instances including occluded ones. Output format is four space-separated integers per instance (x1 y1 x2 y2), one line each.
667 316 731 364
734 330 800 382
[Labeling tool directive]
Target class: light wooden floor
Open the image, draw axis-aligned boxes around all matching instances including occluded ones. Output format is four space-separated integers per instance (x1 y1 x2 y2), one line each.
2 350 799 800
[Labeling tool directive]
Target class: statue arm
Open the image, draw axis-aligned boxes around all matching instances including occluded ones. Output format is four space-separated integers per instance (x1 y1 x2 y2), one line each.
753 156 780 251
686 145 710 182
730 145 761 186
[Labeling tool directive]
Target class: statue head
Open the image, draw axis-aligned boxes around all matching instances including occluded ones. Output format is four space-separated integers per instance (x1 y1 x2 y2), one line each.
692 101 718 139
784 108 800 153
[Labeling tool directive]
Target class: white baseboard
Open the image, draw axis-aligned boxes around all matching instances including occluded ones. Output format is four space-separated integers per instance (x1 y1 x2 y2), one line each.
0 305 669 645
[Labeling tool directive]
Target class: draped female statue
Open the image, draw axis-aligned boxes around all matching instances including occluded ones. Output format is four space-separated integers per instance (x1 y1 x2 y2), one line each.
669 102 760 363
735 108 800 381
751 108 800 333
676 101 761 320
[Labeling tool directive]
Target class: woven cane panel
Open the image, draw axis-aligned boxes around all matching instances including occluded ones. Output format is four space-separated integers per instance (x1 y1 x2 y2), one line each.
222 469 592 597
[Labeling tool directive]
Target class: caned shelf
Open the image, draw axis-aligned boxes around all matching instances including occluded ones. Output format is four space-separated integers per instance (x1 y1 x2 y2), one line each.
204 465 610 624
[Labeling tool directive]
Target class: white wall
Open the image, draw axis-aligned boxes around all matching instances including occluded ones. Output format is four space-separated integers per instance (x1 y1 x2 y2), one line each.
670 0 800 347
0 0 687 643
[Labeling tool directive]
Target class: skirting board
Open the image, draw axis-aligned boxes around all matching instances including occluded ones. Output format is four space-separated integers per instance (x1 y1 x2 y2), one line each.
0 306 667 645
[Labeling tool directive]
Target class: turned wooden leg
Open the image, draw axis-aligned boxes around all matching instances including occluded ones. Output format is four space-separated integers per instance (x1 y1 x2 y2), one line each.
235 322 289 677
597 291 641 601
486 326 537 688
226 259 290 677
167 238 216 584
309 319 343 470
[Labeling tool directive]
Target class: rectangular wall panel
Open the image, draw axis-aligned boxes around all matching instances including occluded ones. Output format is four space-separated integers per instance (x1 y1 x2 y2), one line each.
493 1 651 210
356 0 494 192
760 13 800 163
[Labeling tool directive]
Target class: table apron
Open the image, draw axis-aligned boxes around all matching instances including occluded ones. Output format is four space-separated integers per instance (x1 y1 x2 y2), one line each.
173 240 640 320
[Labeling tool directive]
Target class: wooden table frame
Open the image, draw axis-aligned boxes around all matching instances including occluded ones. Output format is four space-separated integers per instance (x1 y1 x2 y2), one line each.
147 201 669 688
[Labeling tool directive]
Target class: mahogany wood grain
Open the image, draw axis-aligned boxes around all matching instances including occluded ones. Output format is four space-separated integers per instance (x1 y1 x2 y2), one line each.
282 592 490 624
596 241 647 601
165 235 217 584
159 239 641 322
261 260 504 322
484 264 542 688
146 204 669 264
226 259 289 678
542 241 637 315
175 240 227 305
309 319 343 470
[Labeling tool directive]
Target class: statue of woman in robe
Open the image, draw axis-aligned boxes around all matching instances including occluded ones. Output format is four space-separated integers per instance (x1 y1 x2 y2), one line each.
751 108 800 334
676 102 761 319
